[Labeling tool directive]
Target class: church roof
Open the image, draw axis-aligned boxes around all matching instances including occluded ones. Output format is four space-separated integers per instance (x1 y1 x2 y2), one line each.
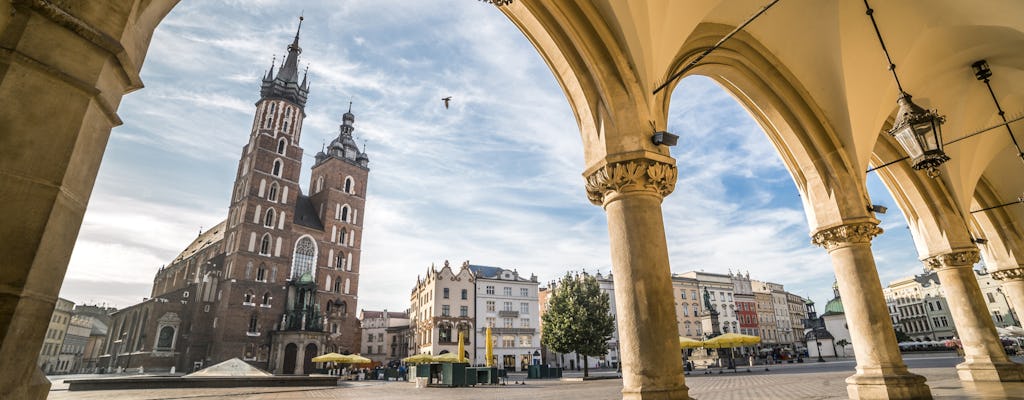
293 194 323 230
172 220 226 263
822 296 844 316
805 327 834 341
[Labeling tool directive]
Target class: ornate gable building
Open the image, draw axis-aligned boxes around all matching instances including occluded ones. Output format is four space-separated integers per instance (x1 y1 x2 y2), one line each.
101 19 370 375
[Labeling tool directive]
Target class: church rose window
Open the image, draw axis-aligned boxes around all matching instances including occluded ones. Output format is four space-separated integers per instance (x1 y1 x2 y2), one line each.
291 237 316 279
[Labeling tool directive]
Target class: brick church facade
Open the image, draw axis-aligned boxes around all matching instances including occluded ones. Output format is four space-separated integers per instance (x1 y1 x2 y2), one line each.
100 19 369 374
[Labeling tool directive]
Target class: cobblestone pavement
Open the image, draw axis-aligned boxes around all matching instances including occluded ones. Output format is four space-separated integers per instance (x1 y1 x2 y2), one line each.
48 356 1024 399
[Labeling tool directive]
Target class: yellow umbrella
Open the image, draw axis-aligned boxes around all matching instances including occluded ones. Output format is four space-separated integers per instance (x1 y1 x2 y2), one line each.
311 352 346 363
485 326 493 367
340 354 372 364
402 353 435 364
457 331 466 363
432 352 463 363
679 336 704 349
702 333 761 349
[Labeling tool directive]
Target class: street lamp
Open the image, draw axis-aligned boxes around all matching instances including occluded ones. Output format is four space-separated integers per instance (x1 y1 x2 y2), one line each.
865 0 949 177
816 340 825 363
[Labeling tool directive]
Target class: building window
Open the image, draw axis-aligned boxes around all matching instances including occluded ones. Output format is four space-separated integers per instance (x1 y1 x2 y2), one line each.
461 289 468 300
460 306 468 317
486 286 494 295
520 318 529 328
316 176 324 193
344 177 354 194
520 288 529 297
272 160 282 177
290 237 316 279
503 287 512 296
264 208 275 227
341 206 349 222
156 326 175 349
439 324 452 342
503 318 513 328
256 265 266 282
443 288 450 299
335 253 345 269
987 293 996 303
243 290 255 304
520 302 528 314
442 305 450 316
503 302 512 311
277 139 286 154
486 301 495 312
259 234 271 255
502 336 515 347
486 317 495 327
248 315 258 333
261 292 271 306
267 183 278 202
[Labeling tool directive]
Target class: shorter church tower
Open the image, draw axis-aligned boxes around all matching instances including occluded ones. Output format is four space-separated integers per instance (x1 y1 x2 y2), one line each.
308 103 371 355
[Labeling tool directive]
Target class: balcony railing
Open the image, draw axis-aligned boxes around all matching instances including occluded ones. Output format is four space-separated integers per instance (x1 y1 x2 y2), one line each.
498 310 519 318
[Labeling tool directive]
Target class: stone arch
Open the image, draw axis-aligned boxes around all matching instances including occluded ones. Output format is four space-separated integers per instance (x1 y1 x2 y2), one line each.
662 23 869 231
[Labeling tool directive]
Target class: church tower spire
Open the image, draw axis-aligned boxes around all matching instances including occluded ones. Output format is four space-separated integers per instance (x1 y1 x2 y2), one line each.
260 16 309 109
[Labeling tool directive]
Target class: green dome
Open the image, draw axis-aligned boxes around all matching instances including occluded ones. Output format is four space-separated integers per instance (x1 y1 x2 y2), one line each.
823 296 844 315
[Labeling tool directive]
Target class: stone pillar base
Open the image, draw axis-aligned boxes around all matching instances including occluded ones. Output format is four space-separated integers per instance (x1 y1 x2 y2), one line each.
622 385 692 400
846 372 932 400
956 361 1024 382
2 367 50 400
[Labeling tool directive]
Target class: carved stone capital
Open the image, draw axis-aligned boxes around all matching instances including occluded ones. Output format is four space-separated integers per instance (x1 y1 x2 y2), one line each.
584 157 677 205
810 222 883 251
925 249 981 271
991 267 1024 282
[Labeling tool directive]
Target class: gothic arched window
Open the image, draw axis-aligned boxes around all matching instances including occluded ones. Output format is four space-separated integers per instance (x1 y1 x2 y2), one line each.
316 176 324 193
344 278 351 294
338 229 347 245
267 183 278 202
340 206 349 222
325 275 332 291
290 236 316 280
264 208 275 228
243 290 254 304
277 139 286 154
335 253 345 269
157 326 175 349
339 301 347 316
261 292 271 306
344 177 354 194
259 234 271 255
256 264 266 282
272 160 282 177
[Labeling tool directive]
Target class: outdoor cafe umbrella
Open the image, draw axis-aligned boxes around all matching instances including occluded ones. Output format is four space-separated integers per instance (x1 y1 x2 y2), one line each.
485 326 494 367
311 352 347 363
432 352 464 363
702 333 761 371
402 353 436 364
340 354 372 364
679 336 704 349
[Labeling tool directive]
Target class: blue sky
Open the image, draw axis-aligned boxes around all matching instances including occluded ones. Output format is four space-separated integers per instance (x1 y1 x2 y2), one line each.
60 0 928 314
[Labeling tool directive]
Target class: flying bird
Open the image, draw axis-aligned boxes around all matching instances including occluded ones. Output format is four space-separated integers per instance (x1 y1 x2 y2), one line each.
442 96 452 109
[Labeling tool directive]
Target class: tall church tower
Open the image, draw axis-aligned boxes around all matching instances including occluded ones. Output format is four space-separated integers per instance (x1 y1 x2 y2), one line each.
100 17 372 376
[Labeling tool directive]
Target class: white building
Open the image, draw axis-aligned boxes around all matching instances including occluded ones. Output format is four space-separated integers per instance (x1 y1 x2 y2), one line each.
408 261 475 358
471 264 540 371
679 271 738 336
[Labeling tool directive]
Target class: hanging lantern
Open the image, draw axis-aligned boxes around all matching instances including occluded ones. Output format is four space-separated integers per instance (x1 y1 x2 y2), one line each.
889 92 949 177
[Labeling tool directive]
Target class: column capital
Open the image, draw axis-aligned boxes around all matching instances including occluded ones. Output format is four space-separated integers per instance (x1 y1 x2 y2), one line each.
583 151 677 206
810 221 882 251
991 267 1024 282
924 249 980 271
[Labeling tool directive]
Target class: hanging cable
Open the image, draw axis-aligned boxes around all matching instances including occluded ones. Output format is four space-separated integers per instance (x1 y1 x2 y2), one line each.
652 0 782 95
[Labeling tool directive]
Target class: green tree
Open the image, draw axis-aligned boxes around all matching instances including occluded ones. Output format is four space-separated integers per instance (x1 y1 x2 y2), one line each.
894 329 911 343
541 272 616 377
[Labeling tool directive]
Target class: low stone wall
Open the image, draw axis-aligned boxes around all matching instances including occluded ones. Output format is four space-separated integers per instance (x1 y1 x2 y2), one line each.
66 376 339 391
